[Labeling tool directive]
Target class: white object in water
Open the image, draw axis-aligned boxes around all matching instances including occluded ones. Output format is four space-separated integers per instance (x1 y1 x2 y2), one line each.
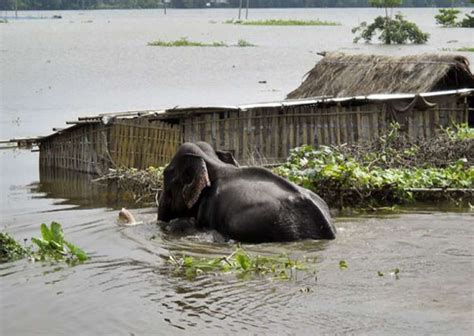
118 208 143 226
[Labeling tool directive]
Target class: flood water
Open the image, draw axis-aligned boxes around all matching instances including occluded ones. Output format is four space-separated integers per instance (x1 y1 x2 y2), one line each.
1 8 473 335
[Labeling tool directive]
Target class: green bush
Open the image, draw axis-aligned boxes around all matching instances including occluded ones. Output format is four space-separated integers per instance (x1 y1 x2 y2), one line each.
353 13 429 44
460 11 474 28
435 8 461 27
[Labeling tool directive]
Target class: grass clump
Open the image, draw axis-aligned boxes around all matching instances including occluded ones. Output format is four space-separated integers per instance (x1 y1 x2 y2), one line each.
148 37 227 47
147 37 257 48
225 19 340 26
456 47 474 52
0 222 88 265
237 39 256 47
168 246 311 280
275 124 473 207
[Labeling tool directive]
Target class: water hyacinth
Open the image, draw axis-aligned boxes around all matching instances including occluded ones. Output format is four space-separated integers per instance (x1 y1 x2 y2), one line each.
274 124 473 207
168 247 311 280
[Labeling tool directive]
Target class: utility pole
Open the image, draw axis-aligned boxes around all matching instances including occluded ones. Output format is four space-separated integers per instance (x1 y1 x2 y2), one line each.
164 0 167 15
245 0 249 19
238 0 242 20
14 0 18 18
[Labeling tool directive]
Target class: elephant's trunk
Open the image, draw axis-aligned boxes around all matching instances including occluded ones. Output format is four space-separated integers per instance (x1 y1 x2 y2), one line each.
157 192 171 222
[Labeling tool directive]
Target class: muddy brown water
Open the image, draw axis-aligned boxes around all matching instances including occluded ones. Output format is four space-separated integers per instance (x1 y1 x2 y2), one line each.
1 8 473 335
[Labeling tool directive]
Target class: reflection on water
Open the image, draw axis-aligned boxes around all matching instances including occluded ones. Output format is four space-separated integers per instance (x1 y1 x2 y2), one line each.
33 166 147 209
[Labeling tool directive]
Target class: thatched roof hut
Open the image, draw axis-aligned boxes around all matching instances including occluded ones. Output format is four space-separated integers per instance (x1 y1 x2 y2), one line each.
287 53 474 99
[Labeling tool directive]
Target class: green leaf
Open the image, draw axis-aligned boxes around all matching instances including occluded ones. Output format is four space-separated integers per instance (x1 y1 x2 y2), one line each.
50 222 64 245
40 223 53 241
183 256 194 267
236 253 251 271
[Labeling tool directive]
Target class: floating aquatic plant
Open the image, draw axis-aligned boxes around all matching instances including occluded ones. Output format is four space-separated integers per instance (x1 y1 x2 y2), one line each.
31 222 88 264
0 232 30 263
275 123 473 207
1 222 88 265
168 247 312 280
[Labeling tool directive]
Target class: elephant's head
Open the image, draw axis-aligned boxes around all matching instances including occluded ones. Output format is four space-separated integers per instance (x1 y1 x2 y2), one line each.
157 142 237 222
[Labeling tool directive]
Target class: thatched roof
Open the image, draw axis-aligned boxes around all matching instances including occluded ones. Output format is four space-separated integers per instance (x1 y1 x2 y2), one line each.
287 53 474 99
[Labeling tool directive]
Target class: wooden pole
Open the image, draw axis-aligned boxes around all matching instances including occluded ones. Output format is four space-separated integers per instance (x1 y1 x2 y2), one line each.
245 0 249 19
14 0 18 18
164 0 167 15
238 0 242 20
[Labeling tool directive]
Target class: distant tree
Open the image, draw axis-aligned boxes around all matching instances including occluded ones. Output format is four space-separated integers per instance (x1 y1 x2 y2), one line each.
435 8 461 27
352 0 429 44
459 11 474 27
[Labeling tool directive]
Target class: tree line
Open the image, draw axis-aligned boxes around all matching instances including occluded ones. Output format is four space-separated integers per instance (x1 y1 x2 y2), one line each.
1 0 472 11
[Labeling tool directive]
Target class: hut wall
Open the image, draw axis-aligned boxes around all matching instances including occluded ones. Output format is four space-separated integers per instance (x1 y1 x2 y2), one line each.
107 118 181 170
40 118 181 174
39 123 111 175
180 96 467 165
181 104 385 165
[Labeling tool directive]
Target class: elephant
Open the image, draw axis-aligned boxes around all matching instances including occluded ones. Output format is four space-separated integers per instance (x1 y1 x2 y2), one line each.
157 142 336 243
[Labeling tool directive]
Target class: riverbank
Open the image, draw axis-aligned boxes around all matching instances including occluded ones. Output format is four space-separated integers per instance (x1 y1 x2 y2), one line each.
93 124 473 208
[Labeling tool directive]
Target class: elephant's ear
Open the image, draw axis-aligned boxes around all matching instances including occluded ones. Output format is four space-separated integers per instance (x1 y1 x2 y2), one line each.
216 150 239 167
182 157 211 209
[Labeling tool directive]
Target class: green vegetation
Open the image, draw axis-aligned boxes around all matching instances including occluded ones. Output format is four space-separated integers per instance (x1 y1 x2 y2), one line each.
148 37 227 47
435 8 461 27
168 246 312 280
237 39 256 47
339 260 348 269
31 222 88 264
147 37 256 47
0 232 30 263
353 13 429 44
442 47 474 52
274 124 473 207
435 8 474 28
460 11 474 27
353 0 429 44
225 19 340 26
0 222 88 265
